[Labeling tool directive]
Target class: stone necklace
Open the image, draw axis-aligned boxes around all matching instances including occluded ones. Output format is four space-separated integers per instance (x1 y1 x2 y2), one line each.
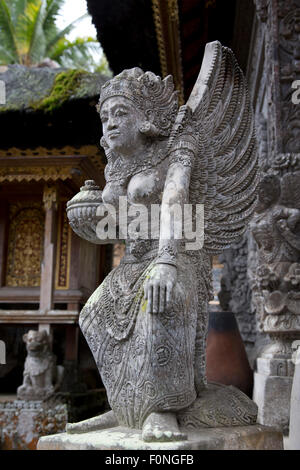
104 141 168 186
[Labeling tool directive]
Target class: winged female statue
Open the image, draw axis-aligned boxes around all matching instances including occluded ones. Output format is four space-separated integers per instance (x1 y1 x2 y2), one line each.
66 41 259 442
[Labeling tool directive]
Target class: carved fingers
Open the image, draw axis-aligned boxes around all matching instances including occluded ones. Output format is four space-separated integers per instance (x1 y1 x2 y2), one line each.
144 264 177 314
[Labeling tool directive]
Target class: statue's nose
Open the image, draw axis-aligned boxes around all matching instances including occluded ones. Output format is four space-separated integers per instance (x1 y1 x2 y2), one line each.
107 116 117 130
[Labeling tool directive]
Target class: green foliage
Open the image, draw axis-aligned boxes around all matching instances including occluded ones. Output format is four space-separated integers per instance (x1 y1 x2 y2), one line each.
0 0 109 71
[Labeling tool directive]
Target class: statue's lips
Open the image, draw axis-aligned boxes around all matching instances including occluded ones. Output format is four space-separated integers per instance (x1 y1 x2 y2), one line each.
108 132 120 138
28 343 43 350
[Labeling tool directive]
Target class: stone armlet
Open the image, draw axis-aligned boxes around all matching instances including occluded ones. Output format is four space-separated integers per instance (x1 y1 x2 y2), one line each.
168 143 195 168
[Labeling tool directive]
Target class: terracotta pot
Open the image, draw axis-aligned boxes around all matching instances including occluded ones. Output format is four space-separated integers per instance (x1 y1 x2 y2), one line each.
206 311 254 397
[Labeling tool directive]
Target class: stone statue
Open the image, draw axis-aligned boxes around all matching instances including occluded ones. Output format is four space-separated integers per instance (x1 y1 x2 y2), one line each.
66 41 259 442
17 330 64 401
251 172 300 324
250 159 300 431
250 166 300 367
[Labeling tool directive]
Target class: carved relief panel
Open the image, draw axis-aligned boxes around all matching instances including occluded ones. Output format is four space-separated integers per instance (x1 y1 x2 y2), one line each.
5 203 44 287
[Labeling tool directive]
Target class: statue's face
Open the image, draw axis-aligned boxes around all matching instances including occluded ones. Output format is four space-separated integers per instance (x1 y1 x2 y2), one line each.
25 330 47 352
100 97 146 156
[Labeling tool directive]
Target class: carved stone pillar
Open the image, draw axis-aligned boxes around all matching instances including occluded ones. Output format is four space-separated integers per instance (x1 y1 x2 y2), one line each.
218 235 255 357
251 0 300 434
39 184 58 323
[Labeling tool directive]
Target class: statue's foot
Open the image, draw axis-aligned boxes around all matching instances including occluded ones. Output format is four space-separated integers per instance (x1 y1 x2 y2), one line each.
142 412 187 442
66 410 118 434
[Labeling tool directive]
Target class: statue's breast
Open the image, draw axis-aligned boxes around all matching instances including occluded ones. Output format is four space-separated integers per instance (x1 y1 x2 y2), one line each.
102 181 127 206
127 169 163 205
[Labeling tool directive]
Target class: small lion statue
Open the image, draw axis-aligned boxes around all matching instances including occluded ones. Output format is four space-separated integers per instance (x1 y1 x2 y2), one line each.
17 330 64 400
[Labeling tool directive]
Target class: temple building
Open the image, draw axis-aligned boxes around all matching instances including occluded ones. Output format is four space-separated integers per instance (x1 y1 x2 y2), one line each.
0 65 110 393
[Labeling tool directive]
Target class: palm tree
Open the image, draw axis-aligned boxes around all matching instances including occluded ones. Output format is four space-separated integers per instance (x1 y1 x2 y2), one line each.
0 0 108 71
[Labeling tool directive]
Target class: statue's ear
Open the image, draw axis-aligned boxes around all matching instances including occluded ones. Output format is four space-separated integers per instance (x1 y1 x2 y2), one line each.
139 121 160 137
145 109 154 123
23 333 28 343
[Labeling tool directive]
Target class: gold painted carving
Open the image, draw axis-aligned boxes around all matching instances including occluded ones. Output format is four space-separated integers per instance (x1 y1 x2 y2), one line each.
55 201 71 290
0 166 76 183
151 0 184 104
5 203 44 287
152 0 168 78
167 0 179 22
0 145 102 158
205 0 216 8
0 145 105 176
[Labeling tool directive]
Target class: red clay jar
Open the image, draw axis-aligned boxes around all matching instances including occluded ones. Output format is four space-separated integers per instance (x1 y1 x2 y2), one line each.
206 310 254 397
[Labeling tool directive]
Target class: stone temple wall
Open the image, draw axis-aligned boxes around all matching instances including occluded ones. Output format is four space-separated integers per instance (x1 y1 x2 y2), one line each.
249 0 300 432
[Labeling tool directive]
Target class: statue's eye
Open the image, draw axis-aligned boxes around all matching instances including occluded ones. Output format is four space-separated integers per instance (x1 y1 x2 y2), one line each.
101 115 108 122
115 110 127 117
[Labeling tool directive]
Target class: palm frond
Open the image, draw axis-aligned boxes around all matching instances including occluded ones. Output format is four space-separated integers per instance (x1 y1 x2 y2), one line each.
0 43 17 64
0 0 19 62
43 0 64 41
45 13 88 55
0 0 106 71
9 0 29 23
49 36 101 71
15 0 47 64
49 37 98 58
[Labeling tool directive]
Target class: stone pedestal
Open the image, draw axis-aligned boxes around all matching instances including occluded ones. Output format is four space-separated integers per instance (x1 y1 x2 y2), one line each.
252 334 298 434
253 372 293 434
288 361 300 450
37 425 283 451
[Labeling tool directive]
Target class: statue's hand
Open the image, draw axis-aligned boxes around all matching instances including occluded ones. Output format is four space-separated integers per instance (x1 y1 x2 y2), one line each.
144 264 177 314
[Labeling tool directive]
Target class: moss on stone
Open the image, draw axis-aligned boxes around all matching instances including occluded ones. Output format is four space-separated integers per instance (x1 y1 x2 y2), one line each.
0 65 107 115
31 68 88 113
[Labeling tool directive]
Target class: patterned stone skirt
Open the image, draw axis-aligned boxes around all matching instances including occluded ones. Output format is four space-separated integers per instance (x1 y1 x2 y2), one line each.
79 253 198 429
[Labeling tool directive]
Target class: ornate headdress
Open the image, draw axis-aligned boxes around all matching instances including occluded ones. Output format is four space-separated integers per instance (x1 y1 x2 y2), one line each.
98 68 179 137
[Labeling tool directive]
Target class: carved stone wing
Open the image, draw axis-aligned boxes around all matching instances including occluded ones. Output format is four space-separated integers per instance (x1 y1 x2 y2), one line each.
169 41 259 254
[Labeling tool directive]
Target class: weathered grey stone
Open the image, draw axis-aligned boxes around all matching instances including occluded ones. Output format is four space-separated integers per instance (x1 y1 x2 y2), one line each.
250 165 300 432
64 383 257 439
288 359 300 450
37 424 283 450
253 372 293 434
65 41 260 443
248 0 300 432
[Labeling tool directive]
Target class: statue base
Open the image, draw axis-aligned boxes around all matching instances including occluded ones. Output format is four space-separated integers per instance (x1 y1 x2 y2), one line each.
37 424 283 450
253 371 293 434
